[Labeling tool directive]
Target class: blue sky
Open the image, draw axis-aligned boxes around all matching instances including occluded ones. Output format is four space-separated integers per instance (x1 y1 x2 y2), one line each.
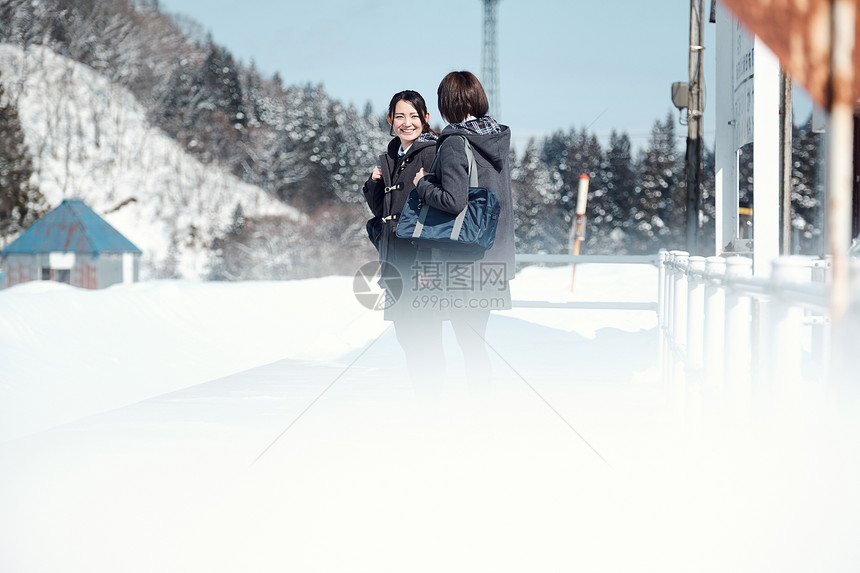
159 0 810 152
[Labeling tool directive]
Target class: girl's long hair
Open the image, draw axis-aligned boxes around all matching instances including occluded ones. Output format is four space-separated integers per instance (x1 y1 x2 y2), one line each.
387 90 438 137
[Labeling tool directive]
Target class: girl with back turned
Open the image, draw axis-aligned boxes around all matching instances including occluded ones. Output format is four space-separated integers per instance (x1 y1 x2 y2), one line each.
413 71 515 391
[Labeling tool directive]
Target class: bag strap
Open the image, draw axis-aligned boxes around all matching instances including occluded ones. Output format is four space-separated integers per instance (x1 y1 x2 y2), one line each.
412 136 477 242
378 154 393 218
379 154 392 188
413 204 429 239
449 136 476 240
462 136 479 188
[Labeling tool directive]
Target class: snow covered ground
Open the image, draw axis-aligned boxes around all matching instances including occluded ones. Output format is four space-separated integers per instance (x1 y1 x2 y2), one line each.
1 264 858 572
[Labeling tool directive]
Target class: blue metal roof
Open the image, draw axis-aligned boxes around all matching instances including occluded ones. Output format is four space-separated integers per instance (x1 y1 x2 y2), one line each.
1 199 142 256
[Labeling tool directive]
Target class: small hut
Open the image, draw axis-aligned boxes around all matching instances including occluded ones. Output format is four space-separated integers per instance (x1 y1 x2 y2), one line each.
1 199 141 289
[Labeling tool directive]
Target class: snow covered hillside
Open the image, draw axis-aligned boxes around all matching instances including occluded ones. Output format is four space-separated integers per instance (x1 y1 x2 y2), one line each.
0 43 301 279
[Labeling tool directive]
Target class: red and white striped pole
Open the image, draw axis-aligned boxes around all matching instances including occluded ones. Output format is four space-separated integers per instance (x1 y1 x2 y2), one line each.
570 174 589 292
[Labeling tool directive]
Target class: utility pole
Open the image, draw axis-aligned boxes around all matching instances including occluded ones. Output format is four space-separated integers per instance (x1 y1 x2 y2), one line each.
686 0 705 254
481 0 500 119
779 70 793 254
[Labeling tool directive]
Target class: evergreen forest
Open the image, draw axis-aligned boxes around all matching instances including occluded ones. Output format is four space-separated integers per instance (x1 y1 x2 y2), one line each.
0 0 825 279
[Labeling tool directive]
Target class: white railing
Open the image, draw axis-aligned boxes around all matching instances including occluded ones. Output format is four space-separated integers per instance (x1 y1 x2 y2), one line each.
658 250 831 393
514 251 840 403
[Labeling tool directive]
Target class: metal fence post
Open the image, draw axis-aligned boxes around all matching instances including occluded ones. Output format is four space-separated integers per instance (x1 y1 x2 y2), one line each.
811 257 831 379
703 256 726 393
686 256 707 374
658 251 670 382
662 251 677 383
657 251 668 323
671 251 689 352
768 256 811 398
833 259 860 386
671 251 690 383
724 256 753 410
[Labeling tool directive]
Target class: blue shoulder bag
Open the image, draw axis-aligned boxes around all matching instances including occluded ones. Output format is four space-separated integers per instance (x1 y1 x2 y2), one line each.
395 136 500 252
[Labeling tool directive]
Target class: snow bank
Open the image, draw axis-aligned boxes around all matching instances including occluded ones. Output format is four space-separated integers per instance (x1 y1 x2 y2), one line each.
0 264 659 441
0 275 386 441
0 265 858 572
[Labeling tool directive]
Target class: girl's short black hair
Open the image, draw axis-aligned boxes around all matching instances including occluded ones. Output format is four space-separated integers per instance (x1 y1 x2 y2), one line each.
437 71 489 123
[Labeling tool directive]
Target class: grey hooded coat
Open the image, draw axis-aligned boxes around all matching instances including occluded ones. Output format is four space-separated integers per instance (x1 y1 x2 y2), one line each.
413 122 515 310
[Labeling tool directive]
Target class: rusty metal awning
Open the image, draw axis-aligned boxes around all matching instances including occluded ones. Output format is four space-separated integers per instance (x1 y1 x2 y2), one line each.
719 0 859 110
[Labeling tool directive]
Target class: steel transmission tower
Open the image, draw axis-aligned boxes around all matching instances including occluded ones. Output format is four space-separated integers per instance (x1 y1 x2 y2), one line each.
481 0 500 118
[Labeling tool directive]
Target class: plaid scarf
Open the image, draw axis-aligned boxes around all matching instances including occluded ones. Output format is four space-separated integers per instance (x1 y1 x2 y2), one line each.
450 116 502 135
417 131 439 142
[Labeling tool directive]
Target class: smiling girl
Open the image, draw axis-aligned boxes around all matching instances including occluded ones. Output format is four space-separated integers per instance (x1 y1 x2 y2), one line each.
362 90 442 390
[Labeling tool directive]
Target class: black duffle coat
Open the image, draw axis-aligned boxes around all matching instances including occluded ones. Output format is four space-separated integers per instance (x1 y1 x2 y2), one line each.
363 136 437 320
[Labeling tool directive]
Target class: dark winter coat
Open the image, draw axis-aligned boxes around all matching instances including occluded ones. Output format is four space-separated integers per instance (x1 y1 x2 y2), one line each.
414 121 515 311
363 135 437 319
